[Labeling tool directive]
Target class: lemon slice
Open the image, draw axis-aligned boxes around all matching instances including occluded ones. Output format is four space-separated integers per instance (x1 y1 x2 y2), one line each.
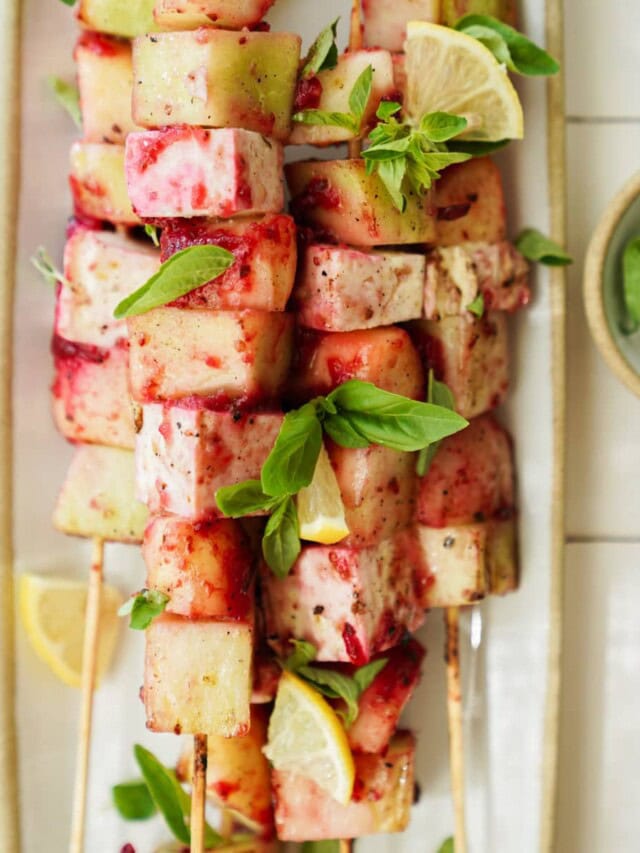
404 21 524 141
297 445 349 545
19 573 123 688
263 671 355 805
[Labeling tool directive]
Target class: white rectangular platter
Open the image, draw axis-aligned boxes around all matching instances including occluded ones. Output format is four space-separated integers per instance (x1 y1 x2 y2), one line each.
10 1 564 851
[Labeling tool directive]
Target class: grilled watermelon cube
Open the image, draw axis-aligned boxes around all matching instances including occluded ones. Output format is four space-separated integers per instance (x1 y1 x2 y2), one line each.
362 0 439 51
70 142 138 226
434 157 506 246
77 0 158 38
153 0 275 29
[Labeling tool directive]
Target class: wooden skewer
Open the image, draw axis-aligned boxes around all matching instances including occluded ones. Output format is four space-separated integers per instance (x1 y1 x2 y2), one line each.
339 842 352 853
219 809 234 838
69 536 104 853
191 733 208 853
445 607 467 853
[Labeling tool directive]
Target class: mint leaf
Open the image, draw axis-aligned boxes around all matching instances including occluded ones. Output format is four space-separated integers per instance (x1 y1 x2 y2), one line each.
437 838 454 853
302 18 339 77
112 779 156 821
283 639 317 671
456 15 560 76
262 497 301 578
419 112 468 142
113 244 234 318
377 100 402 121
352 657 388 693
292 109 359 132
261 404 323 497
31 246 70 288
515 228 572 266
48 76 81 128
622 236 640 334
144 223 160 247
302 842 341 853
118 589 170 630
416 371 456 476
466 293 485 317
348 64 373 120
215 479 279 517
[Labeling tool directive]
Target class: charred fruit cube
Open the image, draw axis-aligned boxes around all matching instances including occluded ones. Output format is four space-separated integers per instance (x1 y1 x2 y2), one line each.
416 413 514 527
143 517 253 620
348 638 425 754
441 0 517 26
58 227 159 348
328 441 416 547
69 142 139 226
53 445 147 542
176 706 274 837
77 0 158 38
75 33 141 144
362 0 439 51
409 312 509 419
159 215 296 312
424 241 530 319
145 614 252 737
487 517 519 595
290 50 395 146
273 731 415 840
125 127 283 219
286 159 436 246
434 157 506 246
136 403 283 518
52 337 135 449
288 326 424 404
153 0 275 29
261 535 424 664
295 244 424 332
127 307 294 405
132 30 300 141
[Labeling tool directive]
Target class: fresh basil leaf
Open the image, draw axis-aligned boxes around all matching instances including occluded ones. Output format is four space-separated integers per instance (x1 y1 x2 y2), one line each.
622 235 640 334
302 18 340 77
283 639 317 672
416 371 456 476
31 246 70 288
215 479 279 517
144 223 160 247
416 442 440 477
327 380 468 452
262 497 301 578
261 404 323 496
437 837 454 853
302 842 341 853
448 138 510 156
377 100 402 120
118 589 170 630
515 228 573 266
348 64 373 120
112 779 156 821
48 75 81 128
353 657 388 694
298 665 360 725
323 412 372 448
375 157 408 212
466 292 485 317
456 14 560 76
419 112 468 142
114 244 234 318
58 0 76 5
292 109 358 132
461 24 512 67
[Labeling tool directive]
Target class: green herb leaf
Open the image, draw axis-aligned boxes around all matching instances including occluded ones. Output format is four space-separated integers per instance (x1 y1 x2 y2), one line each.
298 665 360 725
112 779 156 821
622 235 640 334
416 371 456 476
352 657 388 694
437 837 455 853
113 244 234 319
118 589 170 630
466 292 485 317
377 100 402 121
262 497 301 578
448 138 510 156
58 0 76 6
283 638 317 671
302 842 341 853
322 412 372 448
215 479 279 517
419 111 468 142
48 75 81 128
144 223 160 247
327 380 468 452
292 109 359 132
515 228 573 266
31 246 70 288
456 15 560 76
461 24 512 67
374 157 408 212
261 404 323 497
302 18 339 77
348 64 373 120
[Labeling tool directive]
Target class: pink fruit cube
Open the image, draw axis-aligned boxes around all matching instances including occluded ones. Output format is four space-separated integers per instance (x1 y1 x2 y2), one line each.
143 517 253 620
159 215 296 312
70 142 139 226
125 127 284 219
295 244 424 332
434 157 506 246
136 403 283 518
153 0 276 30
362 0 439 51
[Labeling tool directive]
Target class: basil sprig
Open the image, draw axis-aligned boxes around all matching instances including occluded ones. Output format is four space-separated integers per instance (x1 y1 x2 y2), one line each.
515 228 573 266
31 246 70 288
301 17 339 77
112 779 156 821
466 292 485 318
113 244 234 318
216 379 467 576
293 64 373 135
118 589 170 630
362 105 471 212
48 76 81 128
621 236 640 335
416 372 456 477
455 15 560 76
283 640 388 726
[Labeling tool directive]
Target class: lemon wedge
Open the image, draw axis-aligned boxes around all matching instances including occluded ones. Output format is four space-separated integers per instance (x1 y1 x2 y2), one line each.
297 445 349 545
263 671 355 805
19 573 123 688
404 21 524 141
